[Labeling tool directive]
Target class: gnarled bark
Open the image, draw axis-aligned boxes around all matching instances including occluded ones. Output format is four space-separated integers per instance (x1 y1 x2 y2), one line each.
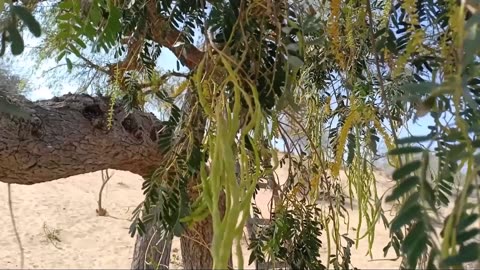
0 93 165 184
131 225 172 270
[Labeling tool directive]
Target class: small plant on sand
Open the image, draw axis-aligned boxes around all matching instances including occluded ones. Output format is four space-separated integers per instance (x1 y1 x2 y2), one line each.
42 222 61 249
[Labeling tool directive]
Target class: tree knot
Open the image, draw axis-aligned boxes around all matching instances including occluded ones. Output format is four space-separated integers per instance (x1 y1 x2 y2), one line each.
82 104 106 129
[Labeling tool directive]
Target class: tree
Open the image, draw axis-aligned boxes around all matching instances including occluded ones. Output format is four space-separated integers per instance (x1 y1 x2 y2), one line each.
2 0 480 269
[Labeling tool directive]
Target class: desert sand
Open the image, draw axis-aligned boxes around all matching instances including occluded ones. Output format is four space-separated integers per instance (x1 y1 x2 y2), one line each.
1 165 403 269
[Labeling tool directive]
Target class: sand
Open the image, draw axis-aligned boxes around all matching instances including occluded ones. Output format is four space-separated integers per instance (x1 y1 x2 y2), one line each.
0 168 403 269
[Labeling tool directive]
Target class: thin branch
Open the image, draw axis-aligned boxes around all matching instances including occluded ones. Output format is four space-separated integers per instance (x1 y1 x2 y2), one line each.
7 184 24 269
365 0 400 147
140 71 191 94
97 169 114 216
77 54 109 74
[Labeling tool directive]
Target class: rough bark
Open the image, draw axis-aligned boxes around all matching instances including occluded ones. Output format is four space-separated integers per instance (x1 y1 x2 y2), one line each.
176 91 215 269
0 93 165 184
131 225 172 270
180 216 214 269
180 186 233 269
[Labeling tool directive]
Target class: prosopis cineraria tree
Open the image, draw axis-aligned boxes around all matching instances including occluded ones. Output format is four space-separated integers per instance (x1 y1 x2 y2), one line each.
1 0 480 269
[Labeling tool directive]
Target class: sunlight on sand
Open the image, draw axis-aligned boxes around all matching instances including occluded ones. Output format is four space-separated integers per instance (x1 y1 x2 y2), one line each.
1 166 402 269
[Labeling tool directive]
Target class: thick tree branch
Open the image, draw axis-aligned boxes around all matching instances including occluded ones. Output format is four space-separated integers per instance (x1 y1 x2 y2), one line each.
145 0 205 70
0 93 165 185
108 0 205 77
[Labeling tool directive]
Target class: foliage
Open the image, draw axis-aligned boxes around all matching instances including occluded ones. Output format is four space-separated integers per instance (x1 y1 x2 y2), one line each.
0 1 41 56
249 204 327 270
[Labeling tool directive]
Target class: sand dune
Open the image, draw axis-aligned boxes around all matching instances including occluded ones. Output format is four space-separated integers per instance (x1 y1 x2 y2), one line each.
1 168 402 269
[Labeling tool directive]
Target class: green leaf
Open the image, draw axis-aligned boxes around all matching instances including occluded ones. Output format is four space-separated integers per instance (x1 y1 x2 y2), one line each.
386 176 419 202
0 32 5 56
396 134 433 144
286 43 299 52
438 192 450 205
402 221 426 254
421 180 436 208
58 0 73 10
399 82 439 100
137 219 146 236
128 218 137 237
406 233 428 269
74 37 87 49
402 221 429 268
392 236 401 256
346 132 355 165
383 242 392 257
443 243 480 266
447 143 468 161
282 26 293 34
375 36 386 53
7 24 24 55
392 160 422 180
305 38 323 46
66 57 73 71
12 5 41 37
83 23 97 40
391 204 421 232
57 13 74 21
68 43 81 57
97 2 121 51
457 213 479 232
56 51 66 62
388 146 425 156
287 55 304 69
172 221 186 237
457 228 480 243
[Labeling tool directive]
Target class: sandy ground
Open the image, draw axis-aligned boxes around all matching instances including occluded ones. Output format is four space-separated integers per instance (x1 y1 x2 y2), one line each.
1 167 404 269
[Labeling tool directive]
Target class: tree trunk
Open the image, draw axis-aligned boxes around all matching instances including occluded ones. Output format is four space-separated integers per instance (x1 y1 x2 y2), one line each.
176 90 233 269
0 93 165 184
131 224 172 270
180 217 214 269
180 195 233 269
177 91 216 269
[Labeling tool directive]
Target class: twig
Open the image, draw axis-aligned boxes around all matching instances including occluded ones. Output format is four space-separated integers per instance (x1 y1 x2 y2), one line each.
7 184 25 269
365 0 403 171
97 169 114 216
42 222 62 249
140 71 191 94
77 54 109 74
104 214 130 221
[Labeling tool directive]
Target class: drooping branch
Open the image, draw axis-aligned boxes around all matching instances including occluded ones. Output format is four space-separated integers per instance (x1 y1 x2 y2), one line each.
107 0 205 77
0 93 165 185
